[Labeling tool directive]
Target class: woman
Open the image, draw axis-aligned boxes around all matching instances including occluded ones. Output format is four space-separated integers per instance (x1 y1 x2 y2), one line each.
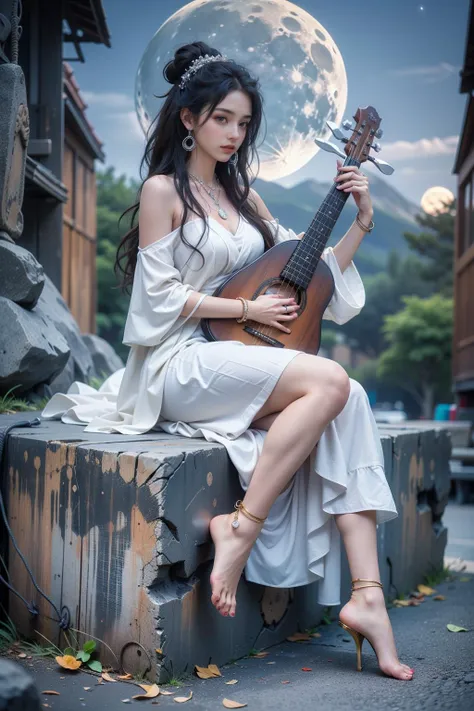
42 41 413 680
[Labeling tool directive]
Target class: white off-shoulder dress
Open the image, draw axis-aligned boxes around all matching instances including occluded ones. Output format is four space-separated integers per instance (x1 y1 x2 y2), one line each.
42 215 397 605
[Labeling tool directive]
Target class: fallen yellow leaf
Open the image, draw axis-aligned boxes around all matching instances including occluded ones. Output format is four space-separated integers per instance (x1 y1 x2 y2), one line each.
101 672 117 683
55 655 82 671
223 699 247 709
173 690 193 703
18 652 27 658
310 632 321 638
156 648 163 654
251 651 268 658
433 595 446 601
159 689 175 695
286 632 311 642
42 691 60 695
417 584 436 596
195 664 221 679
225 679 239 685
118 673 133 680
132 683 160 699
83 687 92 691
393 599 412 607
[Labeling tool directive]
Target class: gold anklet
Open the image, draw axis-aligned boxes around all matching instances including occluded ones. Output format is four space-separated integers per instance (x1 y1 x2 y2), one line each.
232 500 266 529
351 578 383 591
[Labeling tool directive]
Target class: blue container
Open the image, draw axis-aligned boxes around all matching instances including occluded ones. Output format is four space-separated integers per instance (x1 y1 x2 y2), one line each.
434 403 451 421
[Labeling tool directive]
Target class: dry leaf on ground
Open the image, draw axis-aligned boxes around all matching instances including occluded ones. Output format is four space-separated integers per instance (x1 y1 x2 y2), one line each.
55 655 82 671
101 672 118 682
301 667 312 672
281 681 290 684
132 683 160 699
417 584 436 596
250 651 268 658
394 599 421 607
433 595 446 601
447 623 469 632
225 679 239 685
173 690 193 703
159 689 175 695
223 699 247 709
83 687 92 691
195 664 221 679
118 673 133 680
42 691 60 695
286 632 311 642
17 652 27 658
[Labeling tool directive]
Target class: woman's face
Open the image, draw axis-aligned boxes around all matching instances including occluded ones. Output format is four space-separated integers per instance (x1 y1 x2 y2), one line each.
194 90 252 162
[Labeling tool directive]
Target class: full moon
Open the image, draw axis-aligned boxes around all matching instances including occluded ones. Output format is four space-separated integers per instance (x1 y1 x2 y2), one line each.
420 186 455 215
135 0 347 180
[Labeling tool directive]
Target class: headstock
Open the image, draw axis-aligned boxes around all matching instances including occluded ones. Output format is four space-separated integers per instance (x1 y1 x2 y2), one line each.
314 105 394 175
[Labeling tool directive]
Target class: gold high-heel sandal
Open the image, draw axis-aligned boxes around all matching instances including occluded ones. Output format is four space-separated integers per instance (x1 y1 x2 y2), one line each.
339 579 383 672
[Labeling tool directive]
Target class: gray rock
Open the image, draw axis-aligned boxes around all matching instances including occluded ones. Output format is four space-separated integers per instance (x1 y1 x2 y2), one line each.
464 672 474 683
0 295 70 393
0 659 40 710
0 240 44 308
0 274 96 396
82 333 125 380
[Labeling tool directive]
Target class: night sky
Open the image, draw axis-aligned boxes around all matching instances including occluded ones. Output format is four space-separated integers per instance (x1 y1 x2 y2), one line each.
68 0 470 205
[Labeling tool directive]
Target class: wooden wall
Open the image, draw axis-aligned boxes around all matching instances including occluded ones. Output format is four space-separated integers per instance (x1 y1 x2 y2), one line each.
62 130 97 334
453 134 474 390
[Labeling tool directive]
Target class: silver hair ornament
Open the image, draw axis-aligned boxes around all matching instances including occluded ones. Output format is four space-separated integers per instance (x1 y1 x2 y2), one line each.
179 53 228 90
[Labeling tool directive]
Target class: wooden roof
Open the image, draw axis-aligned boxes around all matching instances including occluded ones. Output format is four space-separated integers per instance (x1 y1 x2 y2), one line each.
460 0 474 93
64 0 111 60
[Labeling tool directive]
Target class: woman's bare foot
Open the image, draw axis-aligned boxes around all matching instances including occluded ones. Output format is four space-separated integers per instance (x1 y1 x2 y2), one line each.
339 587 414 680
209 512 263 617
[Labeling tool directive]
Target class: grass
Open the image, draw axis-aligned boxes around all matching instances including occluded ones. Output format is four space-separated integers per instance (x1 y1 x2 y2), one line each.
423 565 454 587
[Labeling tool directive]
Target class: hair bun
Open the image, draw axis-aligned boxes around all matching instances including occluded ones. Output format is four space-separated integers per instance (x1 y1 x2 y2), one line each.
163 41 221 85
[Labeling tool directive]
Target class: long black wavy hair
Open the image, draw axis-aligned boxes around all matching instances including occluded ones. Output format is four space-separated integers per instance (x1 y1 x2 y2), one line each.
114 41 275 293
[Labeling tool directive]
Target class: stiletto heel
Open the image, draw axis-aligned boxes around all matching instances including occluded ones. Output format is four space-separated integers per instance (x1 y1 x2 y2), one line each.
339 579 383 672
339 621 365 671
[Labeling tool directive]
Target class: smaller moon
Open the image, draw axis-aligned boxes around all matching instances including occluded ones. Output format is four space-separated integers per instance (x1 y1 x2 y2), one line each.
420 186 455 215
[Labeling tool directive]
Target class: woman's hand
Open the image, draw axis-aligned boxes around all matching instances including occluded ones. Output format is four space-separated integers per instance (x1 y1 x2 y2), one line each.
247 294 299 334
334 159 373 220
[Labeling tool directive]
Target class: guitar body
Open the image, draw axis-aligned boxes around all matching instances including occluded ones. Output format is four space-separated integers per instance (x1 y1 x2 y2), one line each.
201 240 335 355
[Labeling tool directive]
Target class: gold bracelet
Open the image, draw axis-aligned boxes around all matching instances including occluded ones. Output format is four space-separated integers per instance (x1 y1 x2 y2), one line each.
356 213 375 233
235 296 249 323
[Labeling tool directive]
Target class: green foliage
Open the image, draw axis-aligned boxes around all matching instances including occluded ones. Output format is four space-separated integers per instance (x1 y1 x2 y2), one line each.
377 294 453 417
0 385 49 414
403 199 455 296
96 167 140 361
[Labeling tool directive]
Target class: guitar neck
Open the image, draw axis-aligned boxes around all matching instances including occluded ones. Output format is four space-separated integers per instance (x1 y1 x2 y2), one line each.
280 158 360 288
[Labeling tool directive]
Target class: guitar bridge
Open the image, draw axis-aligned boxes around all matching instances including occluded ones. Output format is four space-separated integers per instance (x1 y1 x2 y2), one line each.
243 325 285 347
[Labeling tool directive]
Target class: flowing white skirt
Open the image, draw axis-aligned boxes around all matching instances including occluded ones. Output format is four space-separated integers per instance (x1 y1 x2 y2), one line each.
42 337 397 605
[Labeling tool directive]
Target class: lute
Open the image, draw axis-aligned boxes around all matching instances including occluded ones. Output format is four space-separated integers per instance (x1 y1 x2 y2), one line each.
202 106 394 354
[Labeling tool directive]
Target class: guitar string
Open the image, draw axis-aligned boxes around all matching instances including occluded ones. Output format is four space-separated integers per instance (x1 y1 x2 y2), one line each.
249 140 362 346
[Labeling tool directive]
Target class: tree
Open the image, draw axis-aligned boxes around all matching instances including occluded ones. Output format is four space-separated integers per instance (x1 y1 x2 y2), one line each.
337 250 431 357
403 199 455 296
377 294 453 418
96 168 140 360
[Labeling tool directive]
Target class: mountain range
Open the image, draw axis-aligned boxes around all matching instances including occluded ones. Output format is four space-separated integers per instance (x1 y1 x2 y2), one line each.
253 173 422 275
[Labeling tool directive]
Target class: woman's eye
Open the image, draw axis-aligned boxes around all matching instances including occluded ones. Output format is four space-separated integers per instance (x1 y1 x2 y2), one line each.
215 116 226 123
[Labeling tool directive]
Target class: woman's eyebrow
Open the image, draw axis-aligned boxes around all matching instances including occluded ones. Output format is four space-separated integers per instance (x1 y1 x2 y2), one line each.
215 108 252 119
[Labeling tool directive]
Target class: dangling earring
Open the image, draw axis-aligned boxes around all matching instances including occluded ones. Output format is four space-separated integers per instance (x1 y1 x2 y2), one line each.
182 129 195 152
230 151 238 166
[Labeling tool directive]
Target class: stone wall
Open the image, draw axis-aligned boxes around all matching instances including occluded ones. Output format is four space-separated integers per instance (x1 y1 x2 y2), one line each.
1 413 450 682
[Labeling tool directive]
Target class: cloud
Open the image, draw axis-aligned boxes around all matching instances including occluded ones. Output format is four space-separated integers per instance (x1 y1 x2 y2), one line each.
381 135 459 160
389 62 459 83
81 91 135 111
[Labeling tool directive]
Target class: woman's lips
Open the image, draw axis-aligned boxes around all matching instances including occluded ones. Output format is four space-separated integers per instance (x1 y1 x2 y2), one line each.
221 146 236 153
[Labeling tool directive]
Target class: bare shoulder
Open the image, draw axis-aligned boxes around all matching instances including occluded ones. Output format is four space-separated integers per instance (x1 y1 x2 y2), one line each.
248 186 274 221
139 175 178 248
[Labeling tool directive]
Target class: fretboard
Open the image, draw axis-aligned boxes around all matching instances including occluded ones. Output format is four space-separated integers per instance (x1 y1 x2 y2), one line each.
280 157 360 288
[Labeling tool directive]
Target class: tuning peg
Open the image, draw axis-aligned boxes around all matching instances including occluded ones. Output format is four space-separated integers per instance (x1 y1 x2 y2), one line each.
372 142 382 152
326 121 347 141
342 120 352 130
314 137 346 159
375 128 383 139
367 155 394 175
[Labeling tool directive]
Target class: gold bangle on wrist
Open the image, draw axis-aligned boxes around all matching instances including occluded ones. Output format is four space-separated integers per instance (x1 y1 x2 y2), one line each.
356 213 375 233
236 296 249 323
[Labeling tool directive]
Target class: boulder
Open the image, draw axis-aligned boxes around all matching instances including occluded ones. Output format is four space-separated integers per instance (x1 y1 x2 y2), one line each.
82 333 125 380
0 659 40 711
0 240 44 308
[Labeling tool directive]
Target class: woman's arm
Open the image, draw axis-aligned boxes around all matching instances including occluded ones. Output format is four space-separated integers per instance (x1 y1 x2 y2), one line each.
331 209 373 273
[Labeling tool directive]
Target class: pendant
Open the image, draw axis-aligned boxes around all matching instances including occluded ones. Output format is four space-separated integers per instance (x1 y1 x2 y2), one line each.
231 519 239 529
218 207 228 220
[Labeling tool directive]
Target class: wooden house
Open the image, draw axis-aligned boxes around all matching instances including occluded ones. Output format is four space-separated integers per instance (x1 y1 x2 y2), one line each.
453 0 474 404
19 0 110 333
